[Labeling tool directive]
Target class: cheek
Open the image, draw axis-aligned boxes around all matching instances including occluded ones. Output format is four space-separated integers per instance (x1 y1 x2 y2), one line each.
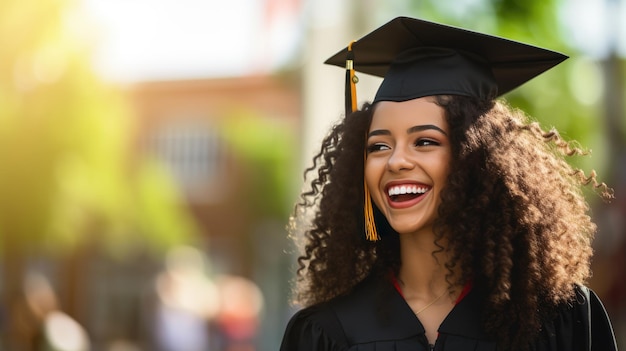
434 155 452 190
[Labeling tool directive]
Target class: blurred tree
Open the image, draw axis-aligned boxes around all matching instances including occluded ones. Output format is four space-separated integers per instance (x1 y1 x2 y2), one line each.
220 109 296 271
220 108 297 350
221 110 296 220
0 0 198 349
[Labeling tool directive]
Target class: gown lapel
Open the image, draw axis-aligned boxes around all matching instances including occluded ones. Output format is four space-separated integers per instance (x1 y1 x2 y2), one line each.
330 275 495 348
331 275 425 344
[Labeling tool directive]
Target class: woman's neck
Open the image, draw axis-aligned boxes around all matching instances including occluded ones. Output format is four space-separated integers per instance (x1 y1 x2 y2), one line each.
397 230 453 297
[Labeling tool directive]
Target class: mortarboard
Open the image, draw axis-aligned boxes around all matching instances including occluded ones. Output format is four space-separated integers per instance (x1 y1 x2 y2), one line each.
324 16 568 115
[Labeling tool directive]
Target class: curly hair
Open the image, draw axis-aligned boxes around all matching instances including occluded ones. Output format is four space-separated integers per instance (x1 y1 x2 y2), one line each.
288 95 611 349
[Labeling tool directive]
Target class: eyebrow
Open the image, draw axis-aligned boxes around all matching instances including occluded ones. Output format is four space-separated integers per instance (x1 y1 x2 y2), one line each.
368 124 448 138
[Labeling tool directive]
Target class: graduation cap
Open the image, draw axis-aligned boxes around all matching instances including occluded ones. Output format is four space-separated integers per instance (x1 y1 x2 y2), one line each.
324 17 568 116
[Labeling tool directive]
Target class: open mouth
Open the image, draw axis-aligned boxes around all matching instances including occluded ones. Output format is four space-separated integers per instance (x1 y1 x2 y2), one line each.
387 184 430 202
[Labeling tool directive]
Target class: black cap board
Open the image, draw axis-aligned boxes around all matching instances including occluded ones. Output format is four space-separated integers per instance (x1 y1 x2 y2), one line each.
325 17 568 105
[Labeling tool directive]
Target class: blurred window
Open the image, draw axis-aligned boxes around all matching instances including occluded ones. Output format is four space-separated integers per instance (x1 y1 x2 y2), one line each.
150 119 226 203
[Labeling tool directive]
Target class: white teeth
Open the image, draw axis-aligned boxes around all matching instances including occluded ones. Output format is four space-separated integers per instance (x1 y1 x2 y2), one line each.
388 185 429 197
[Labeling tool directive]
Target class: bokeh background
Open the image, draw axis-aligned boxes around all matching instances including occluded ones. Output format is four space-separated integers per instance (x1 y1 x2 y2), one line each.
0 0 624 350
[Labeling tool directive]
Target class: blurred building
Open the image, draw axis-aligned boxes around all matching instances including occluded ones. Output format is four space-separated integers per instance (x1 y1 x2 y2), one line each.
127 73 301 350
128 73 301 274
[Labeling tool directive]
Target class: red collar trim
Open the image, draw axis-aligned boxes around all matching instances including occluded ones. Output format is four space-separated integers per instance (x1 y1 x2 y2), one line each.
391 274 473 305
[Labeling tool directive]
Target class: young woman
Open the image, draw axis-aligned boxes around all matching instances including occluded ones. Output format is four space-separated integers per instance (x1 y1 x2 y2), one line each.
280 17 617 351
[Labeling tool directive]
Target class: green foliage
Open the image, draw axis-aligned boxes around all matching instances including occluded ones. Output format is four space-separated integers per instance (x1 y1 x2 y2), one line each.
220 109 296 220
0 0 197 256
128 159 198 256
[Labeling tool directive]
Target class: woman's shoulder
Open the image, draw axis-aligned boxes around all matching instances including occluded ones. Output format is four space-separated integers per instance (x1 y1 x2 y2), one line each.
280 276 428 350
279 300 350 351
536 285 617 351
279 277 380 350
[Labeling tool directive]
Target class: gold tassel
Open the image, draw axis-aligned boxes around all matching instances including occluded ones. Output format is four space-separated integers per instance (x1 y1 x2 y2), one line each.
349 41 380 241
364 175 380 241
346 40 379 241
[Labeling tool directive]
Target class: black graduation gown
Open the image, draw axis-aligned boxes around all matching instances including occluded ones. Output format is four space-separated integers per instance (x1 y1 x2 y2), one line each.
280 275 617 351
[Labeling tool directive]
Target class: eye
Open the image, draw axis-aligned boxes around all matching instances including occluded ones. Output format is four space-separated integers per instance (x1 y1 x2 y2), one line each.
367 143 390 153
415 138 440 147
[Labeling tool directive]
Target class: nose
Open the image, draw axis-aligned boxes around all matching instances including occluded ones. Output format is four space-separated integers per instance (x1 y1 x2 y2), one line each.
386 146 414 172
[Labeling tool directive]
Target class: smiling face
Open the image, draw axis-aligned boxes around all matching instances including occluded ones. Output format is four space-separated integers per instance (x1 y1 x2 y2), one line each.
365 97 451 236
